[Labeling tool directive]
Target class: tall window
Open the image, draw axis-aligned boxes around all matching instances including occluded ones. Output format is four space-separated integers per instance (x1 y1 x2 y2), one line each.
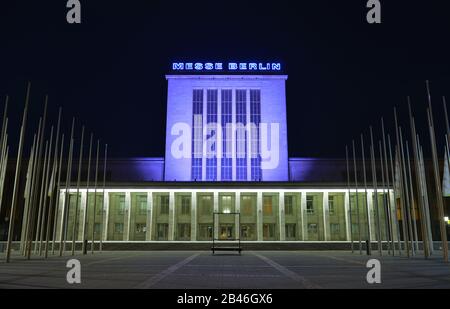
178 223 191 240
263 223 275 239
306 196 314 214
242 196 253 216
159 195 169 215
285 195 294 216
181 196 191 215
206 90 218 180
220 195 232 213
236 90 247 181
285 224 296 239
118 196 125 215
263 196 273 216
200 196 212 216
191 89 203 181
250 89 262 180
114 223 124 234
328 195 335 215
138 195 147 215
221 89 233 180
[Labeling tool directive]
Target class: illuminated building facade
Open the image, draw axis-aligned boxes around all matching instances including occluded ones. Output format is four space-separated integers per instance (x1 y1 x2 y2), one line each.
54 63 396 245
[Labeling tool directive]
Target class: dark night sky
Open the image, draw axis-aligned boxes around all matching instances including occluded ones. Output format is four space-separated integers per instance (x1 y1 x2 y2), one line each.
0 1 450 159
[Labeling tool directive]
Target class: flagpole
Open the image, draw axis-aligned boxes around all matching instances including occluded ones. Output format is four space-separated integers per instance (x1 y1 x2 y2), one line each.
408 98 430 258
0 97 9 199
427 107 449 261
418 136 434 254
60 118 75 256
0 96 8 159
406 142 419 253
51 134 65 255
39 126 55 255
346 145 354 253
19 133 35 254
72 126 85 255
399 128 415 256
91 139 100 254
388 134 402 255
379 141 392 255
24 118 42 257
394 108 410 257
100 144 108 253
44 108 62 258
0 94 8 223
381 118 396 255
35 139 50 254
361 134 372 255
370 127 382 255
426 80 449 262
443 97 450 151
352 140 362 254
427 108 448 262
5 83 30 263
0 130 9 230
26 98 48 259
82 133 93 254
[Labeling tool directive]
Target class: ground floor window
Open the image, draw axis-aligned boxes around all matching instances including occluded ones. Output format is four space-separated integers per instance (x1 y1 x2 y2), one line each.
94 223 102 234
198 224 213 240
330 223 340 234
136 223 146 233
285 224 296 239
263 223 275 240
240 224 256 240
114 223 124 234
351 223 359 235
219 225 234 240
157 223 169 240
177 223 191 240
308 223 318 234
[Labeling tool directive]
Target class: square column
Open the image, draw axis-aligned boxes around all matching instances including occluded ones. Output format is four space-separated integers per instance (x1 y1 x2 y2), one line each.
388 190 397 242
231 90 236 181
124 192 131 241
367 191 376 241
235 192 241 240
146 191 152 241
57 191 66 241
217 90 222 181
214 191 219 240
191 192 197 241
365 190 373 242
301 193 307 241
168 191 175 241
322 192 330 241
344 191 351 241
257 192 263 241
246 89 251 181
102 192 110 241
80 190 87 241
202 90 207 181
279 193 286 241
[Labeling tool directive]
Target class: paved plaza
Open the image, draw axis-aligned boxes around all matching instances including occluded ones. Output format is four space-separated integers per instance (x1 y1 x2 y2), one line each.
0 250 449 289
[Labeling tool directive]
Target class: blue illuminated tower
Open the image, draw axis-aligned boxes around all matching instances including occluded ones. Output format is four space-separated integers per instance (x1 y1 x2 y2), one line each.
164 74 289 181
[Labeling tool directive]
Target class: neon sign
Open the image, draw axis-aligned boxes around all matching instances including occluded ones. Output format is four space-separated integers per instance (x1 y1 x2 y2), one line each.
172 62 282 72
